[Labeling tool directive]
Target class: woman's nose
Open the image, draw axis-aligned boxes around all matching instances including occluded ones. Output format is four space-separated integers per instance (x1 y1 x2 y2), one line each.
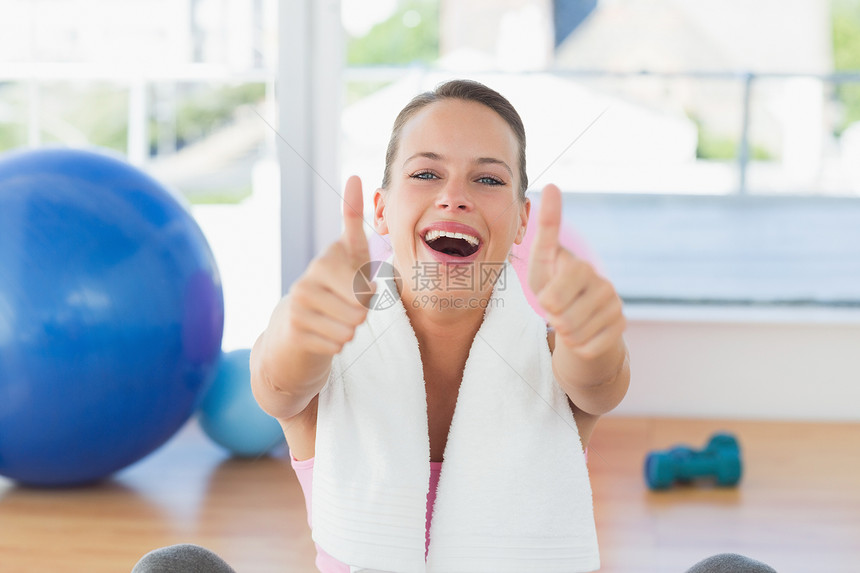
435 181 473 211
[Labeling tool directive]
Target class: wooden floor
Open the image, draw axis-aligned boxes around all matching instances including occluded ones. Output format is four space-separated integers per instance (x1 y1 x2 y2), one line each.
1 416 858 573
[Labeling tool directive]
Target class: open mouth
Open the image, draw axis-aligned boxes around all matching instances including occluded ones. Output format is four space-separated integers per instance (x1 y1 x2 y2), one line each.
423 229 481 258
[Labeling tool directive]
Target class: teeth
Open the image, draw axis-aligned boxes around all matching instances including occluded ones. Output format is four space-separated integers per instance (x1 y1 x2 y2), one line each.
424 229 480 246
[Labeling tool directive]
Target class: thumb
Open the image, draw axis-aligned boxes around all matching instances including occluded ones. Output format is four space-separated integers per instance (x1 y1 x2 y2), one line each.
528 183 562 294
341 175 370 263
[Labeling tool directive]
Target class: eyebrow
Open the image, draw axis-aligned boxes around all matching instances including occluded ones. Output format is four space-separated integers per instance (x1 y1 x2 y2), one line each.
403 152 513 178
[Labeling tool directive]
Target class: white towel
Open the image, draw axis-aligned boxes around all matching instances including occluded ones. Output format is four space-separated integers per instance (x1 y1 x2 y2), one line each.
313 261 600 573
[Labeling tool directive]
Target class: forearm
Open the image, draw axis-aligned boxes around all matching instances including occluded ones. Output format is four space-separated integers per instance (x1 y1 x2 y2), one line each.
250 329 331 420
552 336 630 416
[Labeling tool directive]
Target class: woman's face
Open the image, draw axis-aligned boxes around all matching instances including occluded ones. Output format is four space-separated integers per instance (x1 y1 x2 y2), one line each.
373 99 530 297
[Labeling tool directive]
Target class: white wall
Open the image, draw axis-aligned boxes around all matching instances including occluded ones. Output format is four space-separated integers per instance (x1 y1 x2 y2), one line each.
616 307 860 421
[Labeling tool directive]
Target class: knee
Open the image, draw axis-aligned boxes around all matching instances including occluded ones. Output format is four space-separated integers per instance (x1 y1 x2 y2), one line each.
686 553 777 573
132 544 237 573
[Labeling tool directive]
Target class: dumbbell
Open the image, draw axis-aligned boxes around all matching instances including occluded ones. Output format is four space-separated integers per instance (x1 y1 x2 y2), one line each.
644 433 742 490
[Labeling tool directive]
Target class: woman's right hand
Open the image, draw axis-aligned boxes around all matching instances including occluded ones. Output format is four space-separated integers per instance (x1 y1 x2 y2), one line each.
251 176 373 417
278 175 374 357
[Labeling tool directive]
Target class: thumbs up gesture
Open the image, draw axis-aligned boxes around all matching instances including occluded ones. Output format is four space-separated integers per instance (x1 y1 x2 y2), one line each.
274 175 374 357
528 184 626 362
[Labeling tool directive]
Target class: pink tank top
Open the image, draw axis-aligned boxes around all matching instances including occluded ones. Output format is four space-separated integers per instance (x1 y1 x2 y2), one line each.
290 454 444 572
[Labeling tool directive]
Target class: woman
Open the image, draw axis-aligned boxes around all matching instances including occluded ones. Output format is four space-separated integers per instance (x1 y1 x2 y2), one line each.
133 80 774 573
258 78 626 572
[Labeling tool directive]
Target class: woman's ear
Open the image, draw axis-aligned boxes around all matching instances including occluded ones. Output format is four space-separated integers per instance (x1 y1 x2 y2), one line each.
373 188 389 235
514 197 531 245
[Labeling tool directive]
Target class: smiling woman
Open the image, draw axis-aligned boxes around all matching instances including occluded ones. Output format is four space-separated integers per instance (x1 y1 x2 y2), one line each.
373 95 530 311
249 79 620 572
135 79 772 573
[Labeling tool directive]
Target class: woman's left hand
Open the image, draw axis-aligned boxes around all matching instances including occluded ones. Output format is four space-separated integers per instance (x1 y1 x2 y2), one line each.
527 184 627 361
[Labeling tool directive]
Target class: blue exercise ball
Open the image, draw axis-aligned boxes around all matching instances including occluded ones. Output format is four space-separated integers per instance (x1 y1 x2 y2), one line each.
198 349 285 457
0 147 224 486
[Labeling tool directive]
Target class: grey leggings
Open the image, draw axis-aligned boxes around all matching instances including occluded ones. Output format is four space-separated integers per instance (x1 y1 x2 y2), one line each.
132 544 777 572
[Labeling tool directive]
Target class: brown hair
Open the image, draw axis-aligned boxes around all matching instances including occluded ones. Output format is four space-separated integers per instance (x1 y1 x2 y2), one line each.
381 79 528 200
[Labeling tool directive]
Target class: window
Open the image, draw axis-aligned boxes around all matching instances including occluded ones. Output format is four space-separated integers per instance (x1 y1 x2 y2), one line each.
337 0 860 307
0 0 282 349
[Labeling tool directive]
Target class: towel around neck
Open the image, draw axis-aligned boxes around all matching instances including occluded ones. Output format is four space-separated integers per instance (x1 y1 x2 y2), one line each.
312 260 600 573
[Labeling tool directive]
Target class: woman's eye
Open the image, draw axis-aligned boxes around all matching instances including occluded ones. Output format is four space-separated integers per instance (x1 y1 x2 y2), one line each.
477 176 504 186
411 171 438 180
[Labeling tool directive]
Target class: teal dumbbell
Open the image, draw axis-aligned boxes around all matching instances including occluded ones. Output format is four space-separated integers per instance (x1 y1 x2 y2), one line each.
645 433 742 490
